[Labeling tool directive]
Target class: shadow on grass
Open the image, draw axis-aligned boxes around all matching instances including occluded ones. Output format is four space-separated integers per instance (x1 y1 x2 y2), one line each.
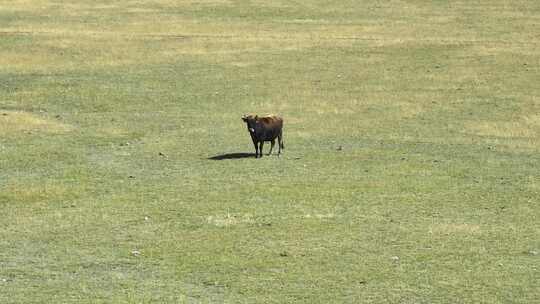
208 153 255 160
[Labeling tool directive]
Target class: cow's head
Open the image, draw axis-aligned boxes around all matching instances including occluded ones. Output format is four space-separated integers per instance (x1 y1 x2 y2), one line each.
242 114 258 133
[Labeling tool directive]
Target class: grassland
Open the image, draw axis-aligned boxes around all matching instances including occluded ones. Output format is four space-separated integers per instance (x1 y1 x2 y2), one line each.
1 1 539 303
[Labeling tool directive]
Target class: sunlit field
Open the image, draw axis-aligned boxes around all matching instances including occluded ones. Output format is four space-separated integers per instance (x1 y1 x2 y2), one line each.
1 1 539 303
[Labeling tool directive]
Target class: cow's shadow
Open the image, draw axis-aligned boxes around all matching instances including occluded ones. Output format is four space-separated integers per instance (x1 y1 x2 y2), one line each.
208 152 255 160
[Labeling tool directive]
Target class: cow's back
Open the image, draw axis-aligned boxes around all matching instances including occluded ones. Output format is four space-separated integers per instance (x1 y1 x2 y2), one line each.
258 115 283 141
259 115 283 127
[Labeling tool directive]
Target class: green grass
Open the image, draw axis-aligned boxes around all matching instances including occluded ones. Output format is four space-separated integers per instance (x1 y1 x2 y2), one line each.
1 1 539 303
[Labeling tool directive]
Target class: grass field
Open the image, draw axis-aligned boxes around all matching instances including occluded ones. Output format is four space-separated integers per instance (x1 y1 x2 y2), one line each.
1 1 539 303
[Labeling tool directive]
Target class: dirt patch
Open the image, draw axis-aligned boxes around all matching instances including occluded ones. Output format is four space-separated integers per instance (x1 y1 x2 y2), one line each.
303 213 336 219
206 214 255 227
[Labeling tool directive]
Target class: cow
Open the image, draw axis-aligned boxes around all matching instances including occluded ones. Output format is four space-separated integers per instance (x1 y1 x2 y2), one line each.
242 114 284 158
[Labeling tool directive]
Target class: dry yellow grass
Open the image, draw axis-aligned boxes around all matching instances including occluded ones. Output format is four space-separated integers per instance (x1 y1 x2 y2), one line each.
465 120 538 139
2 1 539 303
429 223 482 235
0 111 72 135
2 180 73 204
523 114 540 127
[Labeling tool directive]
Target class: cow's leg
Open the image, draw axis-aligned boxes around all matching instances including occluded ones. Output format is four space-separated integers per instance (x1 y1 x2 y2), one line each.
277 131 283 155
268 139 275 155
259 141 264 158
252 140 259 158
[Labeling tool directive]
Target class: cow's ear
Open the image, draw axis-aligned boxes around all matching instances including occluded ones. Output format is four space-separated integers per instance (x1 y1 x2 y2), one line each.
255 115 258 120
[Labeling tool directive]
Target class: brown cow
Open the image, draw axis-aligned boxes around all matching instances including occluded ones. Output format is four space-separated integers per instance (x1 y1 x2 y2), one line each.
242 114 284 158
